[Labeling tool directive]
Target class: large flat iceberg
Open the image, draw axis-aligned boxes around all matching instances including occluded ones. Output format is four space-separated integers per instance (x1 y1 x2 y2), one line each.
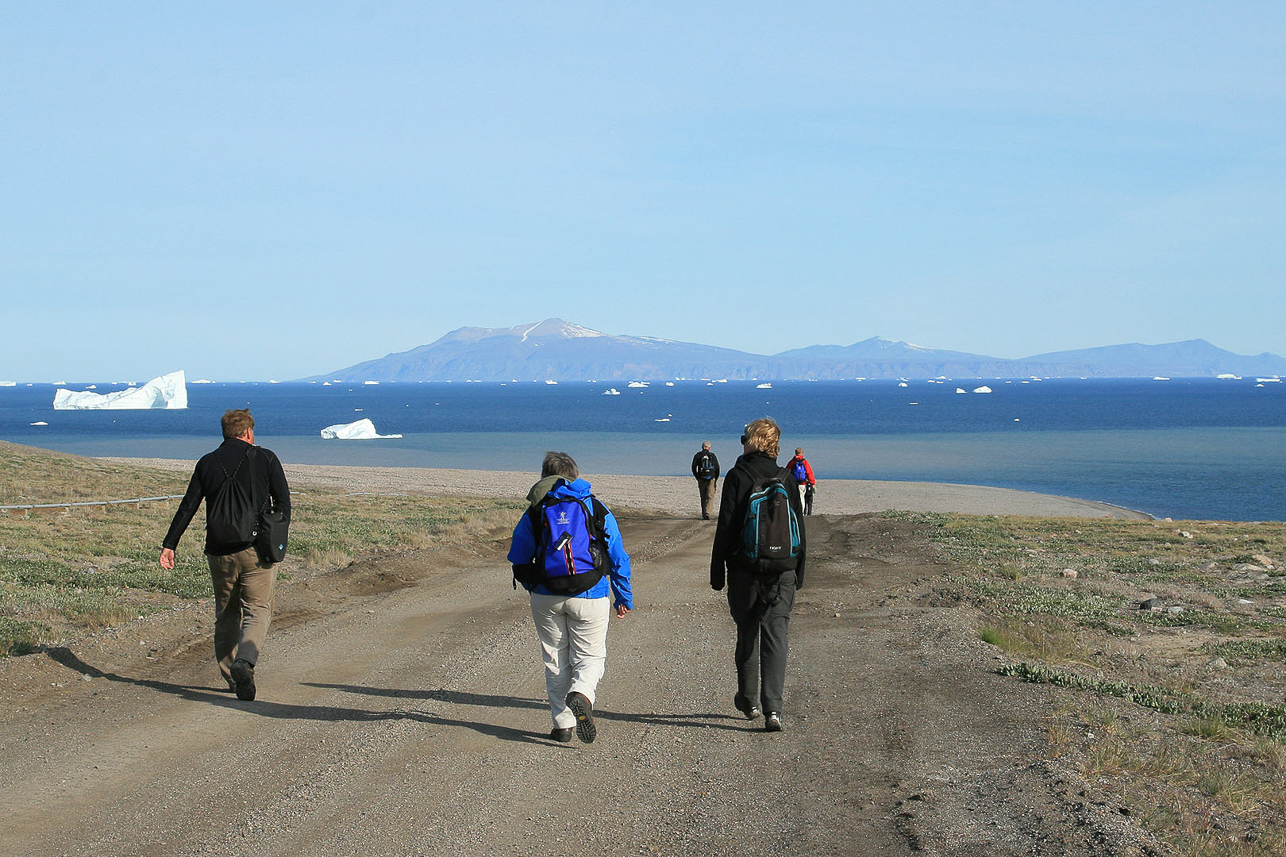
319 418 402 440
53 371 188 410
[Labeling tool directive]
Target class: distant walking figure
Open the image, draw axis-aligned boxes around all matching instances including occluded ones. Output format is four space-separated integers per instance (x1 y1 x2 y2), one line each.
508 451 634 744
787 447 816 515
691 441 721 520
710 418 806 733
159 409 290 701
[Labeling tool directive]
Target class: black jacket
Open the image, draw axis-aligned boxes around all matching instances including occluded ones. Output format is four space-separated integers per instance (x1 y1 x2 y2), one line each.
163 438 291 555
709 451 806 591
691 449 720 481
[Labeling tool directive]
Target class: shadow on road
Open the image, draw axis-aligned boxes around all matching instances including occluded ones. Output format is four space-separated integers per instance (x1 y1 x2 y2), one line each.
41 647 547 744
305 681 753 732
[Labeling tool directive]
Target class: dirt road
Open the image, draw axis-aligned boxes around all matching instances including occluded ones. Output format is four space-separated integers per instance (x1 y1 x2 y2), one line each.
0 512 1161 857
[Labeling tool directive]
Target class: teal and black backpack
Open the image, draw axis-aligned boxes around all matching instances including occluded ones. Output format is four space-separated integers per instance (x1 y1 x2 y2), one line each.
739 468 801 574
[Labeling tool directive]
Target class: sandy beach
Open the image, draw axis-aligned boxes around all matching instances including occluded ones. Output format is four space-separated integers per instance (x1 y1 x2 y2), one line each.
105 457 1151 519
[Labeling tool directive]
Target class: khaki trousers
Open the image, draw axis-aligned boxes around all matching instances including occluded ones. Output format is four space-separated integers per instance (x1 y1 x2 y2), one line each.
530 593 611 729
697 478 718 519
208 547 276 685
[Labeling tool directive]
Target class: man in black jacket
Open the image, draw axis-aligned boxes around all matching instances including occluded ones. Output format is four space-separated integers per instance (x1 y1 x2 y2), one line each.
690 441 720 520
709 417 805 733
159 408 290 700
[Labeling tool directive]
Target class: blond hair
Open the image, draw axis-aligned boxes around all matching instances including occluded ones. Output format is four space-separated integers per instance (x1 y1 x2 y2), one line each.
743 418 780 458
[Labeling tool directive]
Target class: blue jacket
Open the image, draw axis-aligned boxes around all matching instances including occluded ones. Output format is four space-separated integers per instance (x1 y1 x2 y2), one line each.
507 477 634 610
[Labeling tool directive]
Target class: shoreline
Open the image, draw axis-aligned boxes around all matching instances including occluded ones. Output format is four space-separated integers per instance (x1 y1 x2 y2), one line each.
101 457 1153 520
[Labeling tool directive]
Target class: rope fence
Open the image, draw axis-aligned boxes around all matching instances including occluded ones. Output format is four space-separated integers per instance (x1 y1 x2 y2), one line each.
0 495 186 514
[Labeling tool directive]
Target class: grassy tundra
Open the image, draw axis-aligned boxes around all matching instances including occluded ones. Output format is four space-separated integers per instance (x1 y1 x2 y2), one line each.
0 440 522 655
899 510 1286 856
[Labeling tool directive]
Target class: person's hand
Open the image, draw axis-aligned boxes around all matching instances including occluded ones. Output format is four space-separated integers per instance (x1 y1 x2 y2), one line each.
158 548 176 570
615 603 631 618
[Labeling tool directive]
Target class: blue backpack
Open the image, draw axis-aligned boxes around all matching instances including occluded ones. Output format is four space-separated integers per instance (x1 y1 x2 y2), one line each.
514 494 609 595
792 458 809 484
740 468 802 574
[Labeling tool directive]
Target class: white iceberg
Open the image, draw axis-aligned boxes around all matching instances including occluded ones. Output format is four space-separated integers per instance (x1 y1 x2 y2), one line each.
973 385 993 394
756 383 772 389
0 381 15 387
53 371 187 410
319 418 402 440
627 381 649 388
956 387 967 394
603 388 621 396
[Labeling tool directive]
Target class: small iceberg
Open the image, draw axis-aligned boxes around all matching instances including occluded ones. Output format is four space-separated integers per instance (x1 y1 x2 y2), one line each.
363 380 380 385
756 383 772 389
956 388 967 394
1152 376 1170 381
603 388 621 396
53 370 187 410
654 417 671 422
30 421 48 426
627 381 649 388
1256 377 1282 383
545 380 558 385
319 418 402 440
665 381 675 386
0 381 15 387
898 382 908 388
973 386 993 394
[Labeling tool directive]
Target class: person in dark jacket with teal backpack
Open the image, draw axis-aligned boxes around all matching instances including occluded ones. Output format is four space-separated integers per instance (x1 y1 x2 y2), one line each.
710 418 806 733
508 451 633 744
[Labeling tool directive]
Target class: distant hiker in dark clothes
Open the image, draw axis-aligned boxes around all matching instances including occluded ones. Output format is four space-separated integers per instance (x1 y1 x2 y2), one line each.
691 440 721 520
508 451 633 744
159 408 290 701
710 418 806 733
788 447 817 515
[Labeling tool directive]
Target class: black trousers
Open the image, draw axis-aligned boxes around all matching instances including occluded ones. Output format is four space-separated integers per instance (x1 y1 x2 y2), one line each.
727 568 797 714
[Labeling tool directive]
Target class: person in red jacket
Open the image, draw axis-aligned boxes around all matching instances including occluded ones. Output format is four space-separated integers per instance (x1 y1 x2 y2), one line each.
787 448 816 515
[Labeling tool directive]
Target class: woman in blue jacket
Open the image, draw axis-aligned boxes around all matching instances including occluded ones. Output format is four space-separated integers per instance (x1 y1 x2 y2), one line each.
508 451 633 744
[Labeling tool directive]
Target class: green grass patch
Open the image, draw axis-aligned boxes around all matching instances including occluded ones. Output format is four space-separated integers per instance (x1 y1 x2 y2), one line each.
999 662 1286 740
0 442 524 656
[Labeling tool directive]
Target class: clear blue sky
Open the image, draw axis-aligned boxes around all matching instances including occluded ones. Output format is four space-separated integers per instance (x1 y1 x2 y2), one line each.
3 2 1282 381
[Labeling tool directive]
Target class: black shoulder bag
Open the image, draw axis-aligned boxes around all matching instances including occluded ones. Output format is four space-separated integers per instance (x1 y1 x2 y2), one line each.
251 450 290 564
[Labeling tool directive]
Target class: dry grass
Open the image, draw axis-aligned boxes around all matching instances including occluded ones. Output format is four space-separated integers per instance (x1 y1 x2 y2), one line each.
895 510 1286 856
0 442 523 655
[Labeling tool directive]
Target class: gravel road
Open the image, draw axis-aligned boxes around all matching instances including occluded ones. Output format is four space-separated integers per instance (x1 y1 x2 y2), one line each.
0 500 1163 856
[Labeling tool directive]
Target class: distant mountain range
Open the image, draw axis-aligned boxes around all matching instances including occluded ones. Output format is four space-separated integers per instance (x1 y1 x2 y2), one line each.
307 319 1286 383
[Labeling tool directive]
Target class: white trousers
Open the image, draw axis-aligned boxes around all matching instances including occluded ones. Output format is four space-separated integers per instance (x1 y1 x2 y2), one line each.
529 593 611 729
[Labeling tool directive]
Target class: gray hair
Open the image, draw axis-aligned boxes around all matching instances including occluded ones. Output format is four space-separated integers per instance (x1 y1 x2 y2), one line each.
541 451 579 480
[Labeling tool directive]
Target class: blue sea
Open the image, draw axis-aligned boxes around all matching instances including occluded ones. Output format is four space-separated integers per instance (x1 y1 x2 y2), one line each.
2 378 1283 522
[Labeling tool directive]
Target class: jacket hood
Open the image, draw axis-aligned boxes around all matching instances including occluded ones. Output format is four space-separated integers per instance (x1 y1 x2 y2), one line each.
526 475 592 507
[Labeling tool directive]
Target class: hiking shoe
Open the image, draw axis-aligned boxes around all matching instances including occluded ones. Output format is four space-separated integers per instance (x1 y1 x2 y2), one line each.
549 727 574 743
230 658 256 701
565 691 597 743
765 712 783 732
734 695 761 720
